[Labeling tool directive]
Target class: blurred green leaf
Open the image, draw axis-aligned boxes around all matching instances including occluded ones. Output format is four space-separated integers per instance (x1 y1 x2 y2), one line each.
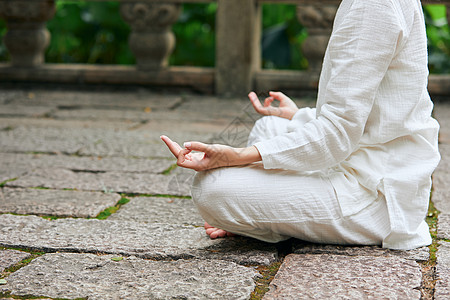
424 5 450 74
262 5 308 70
111 257 123 262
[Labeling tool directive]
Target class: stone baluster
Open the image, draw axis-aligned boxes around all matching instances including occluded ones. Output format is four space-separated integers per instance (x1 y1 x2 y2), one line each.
296 3 338 71
0 0 55 67
120 2 181 70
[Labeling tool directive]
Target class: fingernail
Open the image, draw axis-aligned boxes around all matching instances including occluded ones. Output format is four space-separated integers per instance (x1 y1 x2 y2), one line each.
184 142 191 148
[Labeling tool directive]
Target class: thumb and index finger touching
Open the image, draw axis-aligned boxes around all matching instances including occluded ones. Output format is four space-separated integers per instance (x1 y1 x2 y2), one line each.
161 135 210 158
248 91 289 115
183 141 209 153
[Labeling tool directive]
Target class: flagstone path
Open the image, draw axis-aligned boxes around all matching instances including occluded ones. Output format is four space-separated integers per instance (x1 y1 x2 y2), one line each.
0 86 449 299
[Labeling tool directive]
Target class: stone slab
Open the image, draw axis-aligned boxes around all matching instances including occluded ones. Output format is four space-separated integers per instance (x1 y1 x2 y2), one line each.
434 143 450 239
168 167 196 195
76 132 194 159
436 241 450 300
0 122 215 159
0 105 54 118
136 117 233 136
176 97 252 119
0 214 278 266
433 178 450 214
0 188 121 218
8 89 182 111
77 130 212 158
436 144 450 171
0 125 183 158
109 196 204 226
438 213 450 240
52 108 159 122
433 144 450 214
0 153 173 176
6 168 191 197
135 110 236 125
0 117 141 130
1 253 259 300
435 103 450 144
0 165 28 184
263 254 422 299
0 126 91 154
292 241 430 261
177 95 312 122
0 250 30 273
0 89 27 104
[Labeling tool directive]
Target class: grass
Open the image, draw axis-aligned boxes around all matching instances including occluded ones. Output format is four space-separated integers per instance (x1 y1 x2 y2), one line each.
250 261 281 300
426 199 440 263
1 126 14 131
121 193 192 199
161 163 178 175
95 196 130 220
0 248 45 280
1 212 74 221
0 248 81 300
0 178 17 188
0 292 87 300
419 194 442 299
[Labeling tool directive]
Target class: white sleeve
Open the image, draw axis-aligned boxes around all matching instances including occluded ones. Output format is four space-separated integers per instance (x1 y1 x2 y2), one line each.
254 0 402 171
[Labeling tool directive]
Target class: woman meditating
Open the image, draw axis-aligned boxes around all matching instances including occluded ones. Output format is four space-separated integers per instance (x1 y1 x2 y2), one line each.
161 0 440 250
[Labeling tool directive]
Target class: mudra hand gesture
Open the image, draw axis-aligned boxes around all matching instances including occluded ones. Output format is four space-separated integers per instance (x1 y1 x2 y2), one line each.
161 91 299 171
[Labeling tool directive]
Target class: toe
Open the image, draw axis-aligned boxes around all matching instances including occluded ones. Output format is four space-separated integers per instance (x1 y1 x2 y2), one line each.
211 229 227 238
205 227 216 235
204 222 214 229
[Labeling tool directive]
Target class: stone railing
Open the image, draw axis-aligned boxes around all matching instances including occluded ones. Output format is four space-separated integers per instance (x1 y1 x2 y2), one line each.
0 0 449 97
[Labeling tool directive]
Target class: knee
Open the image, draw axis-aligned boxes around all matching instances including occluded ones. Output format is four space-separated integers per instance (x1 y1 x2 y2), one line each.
192 169 225 206
191 168 236 212
248 116 289 145
254 116 277 130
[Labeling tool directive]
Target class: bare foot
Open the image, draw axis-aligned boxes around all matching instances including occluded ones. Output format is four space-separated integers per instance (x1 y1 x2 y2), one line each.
204 222 235 239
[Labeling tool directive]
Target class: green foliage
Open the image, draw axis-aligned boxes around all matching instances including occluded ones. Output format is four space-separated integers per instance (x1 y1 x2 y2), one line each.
46 1 133 64
261 5 308 70
424 5 450 74
170 3 217 67
0 18 8 62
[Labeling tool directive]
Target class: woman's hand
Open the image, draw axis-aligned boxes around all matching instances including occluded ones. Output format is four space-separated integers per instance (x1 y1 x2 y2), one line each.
249 91 299 120
161 135 261 171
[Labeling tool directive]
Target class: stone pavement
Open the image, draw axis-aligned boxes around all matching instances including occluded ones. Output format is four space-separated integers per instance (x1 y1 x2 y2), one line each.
0 86 449 299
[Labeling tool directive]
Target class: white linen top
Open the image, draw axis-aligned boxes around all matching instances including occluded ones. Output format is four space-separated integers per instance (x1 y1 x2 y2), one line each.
254 0 440 250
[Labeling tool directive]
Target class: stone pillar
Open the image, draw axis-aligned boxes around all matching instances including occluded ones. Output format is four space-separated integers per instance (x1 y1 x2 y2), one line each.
216 0 261 97
120 2 181 70
0 0 55 67
297 3 338 71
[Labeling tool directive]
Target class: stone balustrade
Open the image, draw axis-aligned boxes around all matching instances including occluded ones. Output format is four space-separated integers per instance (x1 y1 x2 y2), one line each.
0 0 449 96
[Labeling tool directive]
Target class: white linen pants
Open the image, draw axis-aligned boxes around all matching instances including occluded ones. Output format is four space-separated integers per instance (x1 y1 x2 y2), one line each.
191 115 391 245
